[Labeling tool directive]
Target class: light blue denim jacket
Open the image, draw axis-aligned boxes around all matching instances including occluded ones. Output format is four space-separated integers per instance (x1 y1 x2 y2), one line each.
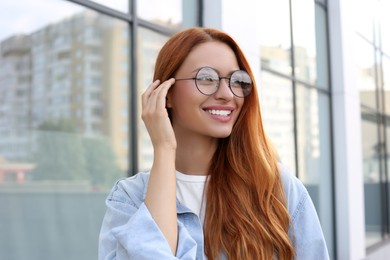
99 166 330 259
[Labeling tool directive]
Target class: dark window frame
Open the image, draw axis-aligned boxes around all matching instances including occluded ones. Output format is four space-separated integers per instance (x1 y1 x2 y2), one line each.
67 0 203 175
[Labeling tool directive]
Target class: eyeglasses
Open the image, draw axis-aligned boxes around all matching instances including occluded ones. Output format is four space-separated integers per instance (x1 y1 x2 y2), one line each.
175 66 253 98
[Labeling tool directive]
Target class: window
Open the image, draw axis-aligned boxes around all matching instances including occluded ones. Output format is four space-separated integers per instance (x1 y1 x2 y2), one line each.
0 3 201 254
258 0 334 257
356 0 390 249
0 1 130 259
137 27 169 170
89 0 129 13
260 71 296 171
138 0 198 29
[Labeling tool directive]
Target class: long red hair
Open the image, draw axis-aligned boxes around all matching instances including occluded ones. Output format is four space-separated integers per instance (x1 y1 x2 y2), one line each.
153 27 294 259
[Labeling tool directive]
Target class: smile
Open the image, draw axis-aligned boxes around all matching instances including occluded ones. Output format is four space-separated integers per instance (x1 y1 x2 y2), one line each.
206 109 232 116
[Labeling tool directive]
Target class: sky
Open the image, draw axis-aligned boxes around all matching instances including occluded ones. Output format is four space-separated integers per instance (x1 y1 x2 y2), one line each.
0 0 388 54
0 0 84 41
0 0 182 42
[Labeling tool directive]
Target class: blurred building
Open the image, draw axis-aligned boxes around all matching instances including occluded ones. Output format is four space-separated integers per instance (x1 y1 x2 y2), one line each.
0 11 129 169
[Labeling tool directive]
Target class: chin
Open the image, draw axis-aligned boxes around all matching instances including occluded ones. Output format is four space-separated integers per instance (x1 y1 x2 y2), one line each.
213 131 232 139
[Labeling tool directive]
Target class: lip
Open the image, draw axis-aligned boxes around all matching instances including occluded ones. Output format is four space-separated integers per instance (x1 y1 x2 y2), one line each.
202 105 235 123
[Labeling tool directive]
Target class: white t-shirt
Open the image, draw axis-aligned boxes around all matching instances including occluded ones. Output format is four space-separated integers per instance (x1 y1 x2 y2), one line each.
175 171 208 225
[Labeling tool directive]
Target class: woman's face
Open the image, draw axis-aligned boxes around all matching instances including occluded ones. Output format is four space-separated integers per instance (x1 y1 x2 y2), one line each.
167 41 245 140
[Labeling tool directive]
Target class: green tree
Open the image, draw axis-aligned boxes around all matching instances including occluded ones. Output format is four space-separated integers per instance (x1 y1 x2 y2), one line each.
83 137 123 189
32 119 88 181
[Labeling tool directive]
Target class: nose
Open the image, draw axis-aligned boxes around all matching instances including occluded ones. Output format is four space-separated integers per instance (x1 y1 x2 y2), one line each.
214 78 233 100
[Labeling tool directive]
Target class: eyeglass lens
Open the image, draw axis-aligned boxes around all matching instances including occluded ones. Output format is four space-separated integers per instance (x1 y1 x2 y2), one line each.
195 67 252 97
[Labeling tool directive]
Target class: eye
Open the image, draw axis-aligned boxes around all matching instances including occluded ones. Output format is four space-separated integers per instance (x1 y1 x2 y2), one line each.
230 78 243 86
196 67 219 83
196 73 219 86
197 74 215 81
230 78 249 90
231 71 252 86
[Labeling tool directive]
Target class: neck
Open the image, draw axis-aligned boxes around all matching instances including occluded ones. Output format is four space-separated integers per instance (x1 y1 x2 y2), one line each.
175 135 217 176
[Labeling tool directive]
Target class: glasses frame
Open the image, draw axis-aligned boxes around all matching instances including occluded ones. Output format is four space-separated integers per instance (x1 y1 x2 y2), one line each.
174 66 252 98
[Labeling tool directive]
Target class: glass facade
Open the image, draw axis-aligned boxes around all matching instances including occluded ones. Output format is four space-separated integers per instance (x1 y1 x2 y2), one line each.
0 0 199 259
259 0 292 75
258 0 334 258
137 28 169 170
137 0 198 29
88 0 129 12
260 71 296 171
355 0 390 249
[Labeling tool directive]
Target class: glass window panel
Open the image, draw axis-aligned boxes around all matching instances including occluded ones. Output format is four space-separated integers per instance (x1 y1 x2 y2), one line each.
386 117 390 242
355 35 377 109
137 0 198 29
89 0 129 12
354 0 375 42
384 56 390 114
291 0 317 84
379 0 390 54
373 1 381 49
259 71 296 172
0 0 83 41
296 85 334 259
376 50 384 111
258 0 291 75
137 27 169 171
0 1 129 259
361 108 382 247
314 4 329 90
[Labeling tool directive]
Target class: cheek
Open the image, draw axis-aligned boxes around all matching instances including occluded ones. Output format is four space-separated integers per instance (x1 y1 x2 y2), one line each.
170 83 201 108
168 86 200 119
237 98 245 109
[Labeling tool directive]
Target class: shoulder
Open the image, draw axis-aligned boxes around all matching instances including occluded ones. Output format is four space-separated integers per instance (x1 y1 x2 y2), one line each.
278 164 311 222
278 163 307 198
278 164 330 258
106 171 150 206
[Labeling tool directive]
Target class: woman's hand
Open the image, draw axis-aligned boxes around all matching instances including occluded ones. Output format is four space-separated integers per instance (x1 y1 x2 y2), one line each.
142 78 178 255
141 78 176 150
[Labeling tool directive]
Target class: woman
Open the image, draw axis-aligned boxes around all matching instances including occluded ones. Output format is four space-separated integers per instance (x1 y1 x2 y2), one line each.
99 27 329 259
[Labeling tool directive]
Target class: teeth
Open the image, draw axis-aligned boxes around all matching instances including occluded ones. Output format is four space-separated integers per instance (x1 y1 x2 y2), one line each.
207 110 231 116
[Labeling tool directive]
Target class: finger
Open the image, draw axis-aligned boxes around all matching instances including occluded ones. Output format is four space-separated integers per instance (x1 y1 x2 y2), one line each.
155 78 175 109
142 80 160 107
142 78 174 119
143 78 175 110
142 79 160 102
